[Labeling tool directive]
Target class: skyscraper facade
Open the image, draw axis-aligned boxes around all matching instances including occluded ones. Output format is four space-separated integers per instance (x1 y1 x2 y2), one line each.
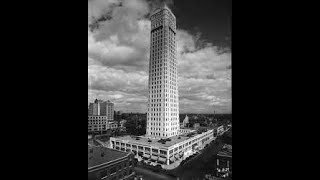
147 5 179 138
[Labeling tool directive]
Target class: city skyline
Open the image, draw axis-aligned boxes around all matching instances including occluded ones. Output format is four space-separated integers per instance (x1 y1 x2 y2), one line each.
88 0 232 114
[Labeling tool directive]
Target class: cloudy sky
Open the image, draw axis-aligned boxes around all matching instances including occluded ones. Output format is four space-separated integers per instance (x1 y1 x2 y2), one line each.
88 0 231 114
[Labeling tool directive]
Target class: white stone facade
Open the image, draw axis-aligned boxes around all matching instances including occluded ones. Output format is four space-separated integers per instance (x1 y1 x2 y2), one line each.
110 129 214 166
147 5 179 138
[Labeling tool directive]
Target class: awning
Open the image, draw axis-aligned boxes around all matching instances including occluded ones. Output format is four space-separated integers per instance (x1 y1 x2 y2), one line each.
169 157 176 162
151 155 158 161
174 154 180 159
158 157 166 162
143 154 151 158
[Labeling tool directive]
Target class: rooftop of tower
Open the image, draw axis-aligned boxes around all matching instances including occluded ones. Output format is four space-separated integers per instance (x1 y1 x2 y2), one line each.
151 3 175 17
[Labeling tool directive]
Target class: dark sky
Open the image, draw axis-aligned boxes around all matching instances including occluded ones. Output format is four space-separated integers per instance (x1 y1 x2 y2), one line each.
171 0 232 48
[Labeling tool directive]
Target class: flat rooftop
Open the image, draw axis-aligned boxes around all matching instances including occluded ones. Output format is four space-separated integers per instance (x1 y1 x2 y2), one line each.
88 145 129 168
111 129 212 148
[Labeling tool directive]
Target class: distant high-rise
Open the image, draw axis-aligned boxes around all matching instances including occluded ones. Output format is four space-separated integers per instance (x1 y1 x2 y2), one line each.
100 100 114 121
88 99 114 121
146 4 179 138
88 99 114 133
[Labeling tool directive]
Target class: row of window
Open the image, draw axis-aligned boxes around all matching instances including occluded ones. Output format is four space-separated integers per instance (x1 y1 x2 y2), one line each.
148 121 178 126
115 143 168 155
149 61 177 70
150 91 177 96
88 117 107 119
149 108 178 117
150 52 176 61
148 117 179 121
150 83 177 90
148 108 178 113
149 126 178 132
149 84 178 91
148 105 178 111
148 110 178 115
149 107 178 112
150 60 176 70
150 93 177 99
150 131 178 137
88 120 107 123
151 49 175 58
150 99 177 103
152 72 175 79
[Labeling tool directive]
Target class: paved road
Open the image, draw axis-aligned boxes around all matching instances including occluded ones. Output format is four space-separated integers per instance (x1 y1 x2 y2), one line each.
171 139 224 180
134 167 176 180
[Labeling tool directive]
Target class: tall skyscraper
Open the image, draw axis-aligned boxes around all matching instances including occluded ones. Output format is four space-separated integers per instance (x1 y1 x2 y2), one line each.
110 4 215 167
147 5 179 138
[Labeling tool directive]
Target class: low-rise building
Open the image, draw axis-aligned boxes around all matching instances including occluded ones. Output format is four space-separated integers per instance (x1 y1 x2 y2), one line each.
88 116 108 133
88 145 135 180
109 129 215 168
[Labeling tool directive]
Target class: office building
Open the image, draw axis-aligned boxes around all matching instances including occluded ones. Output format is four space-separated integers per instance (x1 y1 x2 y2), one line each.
146 4 179 138
88 99 115 133
88 99 114 120
88 116 108 133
